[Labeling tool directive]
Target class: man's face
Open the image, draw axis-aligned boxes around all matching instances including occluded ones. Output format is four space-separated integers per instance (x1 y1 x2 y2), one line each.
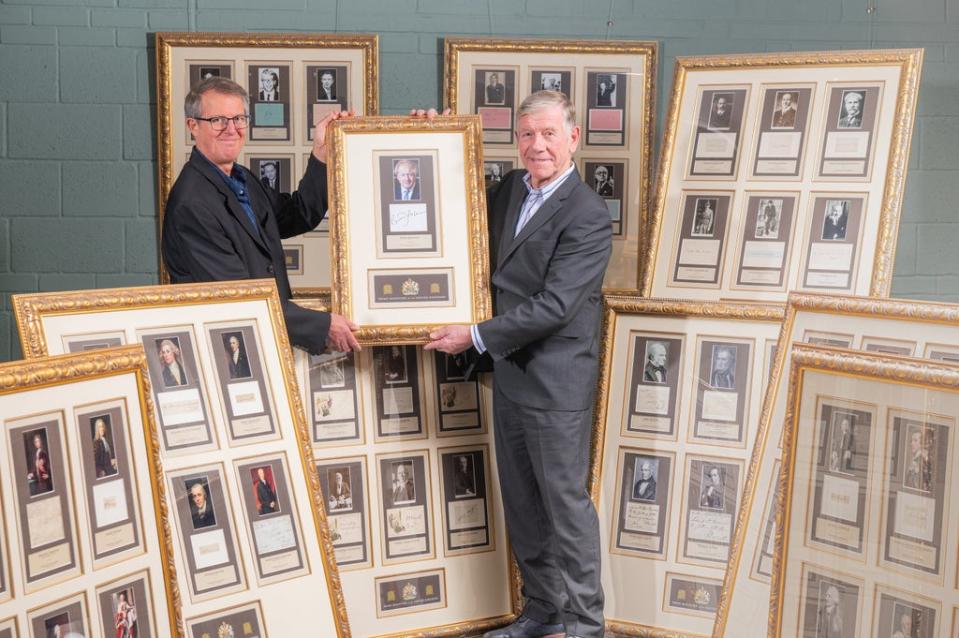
262 163 276 181
649 344 667 367
489 74 498 86
191 485 207 509
33 434 42 449
715 349 731 372
911 431 922 453
261 72 276 92
490 163 501 177
844 93 862 118
899 614 912 634
189 91 247 169
825 586 839 610
257 468 266 481
709 468 720 485
599 81 607 92
715 97 727 112
828 204 843 223
458 457 468 472
841 419 850 434
396 164 416 190
640 463 652 480
396 465 408 482
321 73 334 89
160 343 176 365
780 93 793 109
96 419 106 437
229 336 240 353
334 472 343 487
594 166 608 182
518 104 580 189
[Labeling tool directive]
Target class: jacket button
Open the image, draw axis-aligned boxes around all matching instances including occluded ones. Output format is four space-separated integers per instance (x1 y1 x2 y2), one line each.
266 265 275 274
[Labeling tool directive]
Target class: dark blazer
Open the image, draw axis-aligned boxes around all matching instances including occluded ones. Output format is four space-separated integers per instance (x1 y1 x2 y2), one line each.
633 476 656 501
162 363 187 387
229 351 251 379
255 479 277 514
477 167 612 411
163 148 331 354
393 181 421 201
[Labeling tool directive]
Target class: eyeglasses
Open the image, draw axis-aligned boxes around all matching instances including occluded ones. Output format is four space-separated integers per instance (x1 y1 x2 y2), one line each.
192 114 249 131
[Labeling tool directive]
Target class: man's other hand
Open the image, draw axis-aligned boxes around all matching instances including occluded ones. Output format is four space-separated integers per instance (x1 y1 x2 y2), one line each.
424 325 472 354
327 313 361 352
312 110 355 163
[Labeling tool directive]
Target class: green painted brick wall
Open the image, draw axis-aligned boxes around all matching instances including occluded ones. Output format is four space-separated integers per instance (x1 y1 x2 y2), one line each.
0 0 956 361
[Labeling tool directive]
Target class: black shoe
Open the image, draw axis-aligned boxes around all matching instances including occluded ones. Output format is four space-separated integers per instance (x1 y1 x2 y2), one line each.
482 615 565 638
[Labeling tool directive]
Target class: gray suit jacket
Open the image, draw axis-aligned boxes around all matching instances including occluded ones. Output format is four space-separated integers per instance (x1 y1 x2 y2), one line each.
477 167 612 411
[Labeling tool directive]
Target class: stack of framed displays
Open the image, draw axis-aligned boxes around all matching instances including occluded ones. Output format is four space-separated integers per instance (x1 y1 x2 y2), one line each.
13 281 349 637
642 49 922 301
769 345 959 637
444 36 658 293
716 293 959 638
155 32 379 294
0 347 180 637
592 296 784 636
289 297 515 637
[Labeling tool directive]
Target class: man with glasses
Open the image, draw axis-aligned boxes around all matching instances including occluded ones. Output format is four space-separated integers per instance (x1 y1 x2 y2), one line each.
162 77 359 354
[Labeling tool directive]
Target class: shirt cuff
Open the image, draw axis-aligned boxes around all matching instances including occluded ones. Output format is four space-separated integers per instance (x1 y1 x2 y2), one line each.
470 324 487 354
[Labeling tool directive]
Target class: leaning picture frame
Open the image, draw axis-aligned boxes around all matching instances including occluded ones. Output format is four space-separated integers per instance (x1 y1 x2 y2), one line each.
591 296 784 637
643 49 922 302
327 116 492 343
12 279 351 637
444 36 658 293
0 346 182 637
770 345 959 637
716 292 959 638
155 31 380 294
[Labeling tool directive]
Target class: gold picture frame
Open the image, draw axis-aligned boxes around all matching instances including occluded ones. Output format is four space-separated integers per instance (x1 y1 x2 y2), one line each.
770 345 959 637
716 292 959 638
155 31 380 294
444 36 658 294
0 346 182 637
13 279 351 637
327 115 492 344
592 296 783 637
643 48 922 302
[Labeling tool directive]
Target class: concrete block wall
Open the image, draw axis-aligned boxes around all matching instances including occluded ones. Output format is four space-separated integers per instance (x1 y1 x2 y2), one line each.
0 0 956 361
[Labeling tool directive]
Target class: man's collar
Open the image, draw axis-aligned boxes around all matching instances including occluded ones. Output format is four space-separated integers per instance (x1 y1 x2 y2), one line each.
195 147 241 180
522 162 576 195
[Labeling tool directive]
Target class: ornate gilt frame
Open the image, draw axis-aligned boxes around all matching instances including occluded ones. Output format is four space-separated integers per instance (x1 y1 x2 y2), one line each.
0 346 183 637
13 280 351 637
444 36 658 294
327 115 492 344
155 31 380 293
716 292 959 638
591 296 783 638
769 345 959 636
642 48 923 302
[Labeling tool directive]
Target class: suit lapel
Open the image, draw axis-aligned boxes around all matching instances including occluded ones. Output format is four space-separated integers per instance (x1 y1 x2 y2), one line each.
498 167 580 267
188 150 269 253
496 176 529 268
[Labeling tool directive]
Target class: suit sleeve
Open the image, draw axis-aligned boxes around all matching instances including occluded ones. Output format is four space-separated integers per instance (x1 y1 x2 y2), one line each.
264 155 329 239
477 191 612 358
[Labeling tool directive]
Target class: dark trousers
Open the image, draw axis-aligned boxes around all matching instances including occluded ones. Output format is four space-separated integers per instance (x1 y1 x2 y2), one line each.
493 384 604 638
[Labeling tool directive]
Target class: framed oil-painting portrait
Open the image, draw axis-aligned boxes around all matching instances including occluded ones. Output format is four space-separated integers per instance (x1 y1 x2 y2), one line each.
592 296 783 637
12 279 350 636
155 31 380 295
444 36 658 293
716 292 959 638
0 347 181 636
327 115 492 343
770 346 959 637
643 49 922 302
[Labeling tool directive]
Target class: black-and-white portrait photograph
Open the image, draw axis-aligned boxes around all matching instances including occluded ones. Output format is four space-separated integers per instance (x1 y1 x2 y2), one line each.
452 454 476 498
539 72 563 92
185 477 216 530
631 457 658 502
709 345 736 389
199 66 221 80
221 331 252 380
316 68 337 101
699 465 725 510
592 164 615 197
643 340 669 385
708 92 733 130
822 199 849 241
903 423 934 493
755 198 782 239
889 602 923 638
484 71 506 105
596 73 617 107
154 336 188 387
814 581 847 638
484 161 505 184
771 90 799 129
444 353 467 382
318 355 346 388
382 345 408 384
258 66 280 102
327 467 353 512
390 460 416 505
837 89 865 129
692 198 717 237
90 414 118 479
258 160 280 192
392 157 421 201
828 411 856 475
23 427 53 496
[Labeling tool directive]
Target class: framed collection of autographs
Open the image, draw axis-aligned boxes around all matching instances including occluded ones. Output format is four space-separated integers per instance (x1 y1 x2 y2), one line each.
0 347 180 637
591 296 784 637
444 36 658 293
643 49 922 302
289 298 514 637
770 346 959 637
12 280 350 637
155 32 380 294
716 292 959 638
326 116 493 343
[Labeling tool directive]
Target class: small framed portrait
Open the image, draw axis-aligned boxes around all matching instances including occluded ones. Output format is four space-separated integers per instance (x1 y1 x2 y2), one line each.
826 410 857 475
797 568 862 638
483 159 513 187
96 573 155 638
188 62 232 90
249 465 280 516
754 198 782 239
391 157 422 202
642 340 669 385
707 92 734 130
595 73 619 108
691 198 717 237
901 422 935 493
770 90 800 129
221 331 252 380
482 70 508 105
382 345 409 385
23 427 54 496
837 89 866 129
318 355 346 389
591 163 616 198
153 335 189 388
698 464 726 510
185 477 216 530
316 67 339 101
450 454 476 499
110 587 140 638
708 344 737 390
538 71 563 92
530 68 573 100
390 460 416 506
88 413 118 479
821 199 849 241
326 466 353 512
631 456 658 502
247 155 294 195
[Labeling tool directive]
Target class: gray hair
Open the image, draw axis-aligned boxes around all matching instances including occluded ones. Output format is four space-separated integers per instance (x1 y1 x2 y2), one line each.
518 90 576 133
184 77 249 119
